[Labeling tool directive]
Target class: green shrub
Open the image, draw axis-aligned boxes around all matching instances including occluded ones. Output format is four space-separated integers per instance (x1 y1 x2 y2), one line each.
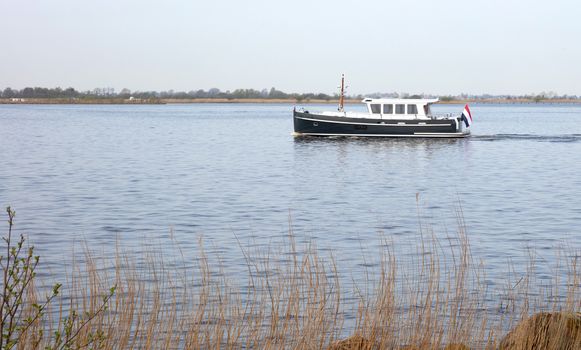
1 207 114 349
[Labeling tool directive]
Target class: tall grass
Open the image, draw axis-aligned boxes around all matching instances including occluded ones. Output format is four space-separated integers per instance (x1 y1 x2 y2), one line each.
3 208 580 349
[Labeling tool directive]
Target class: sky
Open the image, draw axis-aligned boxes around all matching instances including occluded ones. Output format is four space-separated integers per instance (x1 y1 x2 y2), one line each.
1 0 580 95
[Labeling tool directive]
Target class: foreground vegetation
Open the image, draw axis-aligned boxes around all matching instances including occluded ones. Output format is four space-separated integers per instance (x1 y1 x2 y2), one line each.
1 207 579 349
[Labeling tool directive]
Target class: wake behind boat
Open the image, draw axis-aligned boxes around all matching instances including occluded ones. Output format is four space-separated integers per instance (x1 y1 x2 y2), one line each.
293 76 473 138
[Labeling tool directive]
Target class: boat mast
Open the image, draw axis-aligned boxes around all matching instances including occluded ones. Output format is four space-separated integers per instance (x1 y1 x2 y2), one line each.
338 74 345 112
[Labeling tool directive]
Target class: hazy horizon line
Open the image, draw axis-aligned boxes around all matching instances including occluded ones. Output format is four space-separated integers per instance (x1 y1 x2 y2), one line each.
1 85 579 99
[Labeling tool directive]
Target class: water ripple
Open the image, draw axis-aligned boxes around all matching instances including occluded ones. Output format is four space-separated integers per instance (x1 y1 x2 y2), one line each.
0 103 579 294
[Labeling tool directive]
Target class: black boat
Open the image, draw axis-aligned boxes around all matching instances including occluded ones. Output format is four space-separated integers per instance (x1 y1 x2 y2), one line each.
293 76 471 138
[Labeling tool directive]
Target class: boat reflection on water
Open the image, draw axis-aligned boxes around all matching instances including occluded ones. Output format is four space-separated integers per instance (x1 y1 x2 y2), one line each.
292 134 467 149
292 133 473 169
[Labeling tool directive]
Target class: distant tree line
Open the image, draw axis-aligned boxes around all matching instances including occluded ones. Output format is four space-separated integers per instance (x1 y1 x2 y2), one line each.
1 86 579 101
0 87 337 100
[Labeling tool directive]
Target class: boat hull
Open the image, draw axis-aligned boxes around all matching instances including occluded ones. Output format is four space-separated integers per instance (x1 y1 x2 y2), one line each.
293 111 469 138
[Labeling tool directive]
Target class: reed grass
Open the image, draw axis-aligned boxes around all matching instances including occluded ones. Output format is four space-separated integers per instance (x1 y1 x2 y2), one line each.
3 208 580 349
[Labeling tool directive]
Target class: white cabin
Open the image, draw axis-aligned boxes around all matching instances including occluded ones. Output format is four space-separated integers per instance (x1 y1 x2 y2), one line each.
362 98 439 119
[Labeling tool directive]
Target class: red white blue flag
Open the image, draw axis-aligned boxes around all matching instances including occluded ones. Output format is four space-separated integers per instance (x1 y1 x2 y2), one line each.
461 104 473 127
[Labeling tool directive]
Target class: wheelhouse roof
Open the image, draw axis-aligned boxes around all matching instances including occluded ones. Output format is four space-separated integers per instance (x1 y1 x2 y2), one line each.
362 98 439 105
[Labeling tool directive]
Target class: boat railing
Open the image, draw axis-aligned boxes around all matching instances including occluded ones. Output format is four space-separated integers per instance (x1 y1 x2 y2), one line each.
429 113 460 120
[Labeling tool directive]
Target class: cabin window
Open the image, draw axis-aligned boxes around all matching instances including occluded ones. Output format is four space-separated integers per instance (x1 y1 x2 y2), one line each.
370 104 381 114
383 104 393 114
407 104 418 114
395 104 405 114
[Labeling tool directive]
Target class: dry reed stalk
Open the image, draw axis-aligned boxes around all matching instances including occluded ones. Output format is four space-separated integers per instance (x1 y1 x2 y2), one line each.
5 212 580 349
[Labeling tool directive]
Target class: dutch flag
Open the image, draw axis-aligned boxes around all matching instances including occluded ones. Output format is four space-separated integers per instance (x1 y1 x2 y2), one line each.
461 104 473 127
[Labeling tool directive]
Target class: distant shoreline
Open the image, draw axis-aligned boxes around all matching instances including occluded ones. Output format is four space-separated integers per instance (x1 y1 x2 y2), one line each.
2 97 581 105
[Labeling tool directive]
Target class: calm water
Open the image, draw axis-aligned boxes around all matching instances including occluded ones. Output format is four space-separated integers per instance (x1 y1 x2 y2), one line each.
0 103 580 289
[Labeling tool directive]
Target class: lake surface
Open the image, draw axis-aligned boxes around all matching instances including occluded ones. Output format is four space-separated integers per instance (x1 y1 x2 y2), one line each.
0 103 580 293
